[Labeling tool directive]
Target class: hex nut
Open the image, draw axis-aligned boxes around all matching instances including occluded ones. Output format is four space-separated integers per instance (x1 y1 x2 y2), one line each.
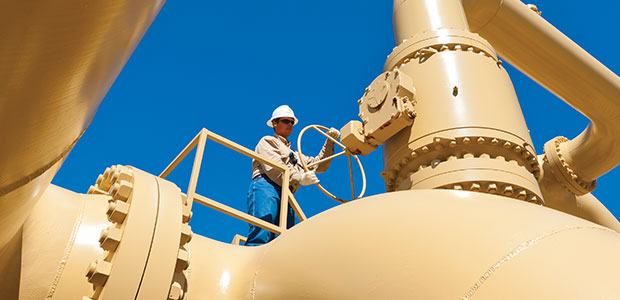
98 173 113 191
103 167 112 180
96 174 104 185
111 169 133 184
99 226 123 251
180 224 193 245
113 180 133 201
85 260 112 286
87 185 107 195
168 282 184 300
109 183 120 195
175 249 190 272
182 205 192 223
107 200 130 223
502 185 514 196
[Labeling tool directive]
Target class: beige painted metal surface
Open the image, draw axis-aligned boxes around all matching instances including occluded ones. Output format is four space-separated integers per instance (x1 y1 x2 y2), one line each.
351 0 543 206
459 0 620 224
19 185 110 300
186 190 620 299
463 0 620 183
16 165 191 300
15 170 620 300
0 0 166 255
4 0 620 299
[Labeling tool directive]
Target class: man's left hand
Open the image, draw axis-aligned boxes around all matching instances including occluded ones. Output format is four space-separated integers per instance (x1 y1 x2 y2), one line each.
327 127 340 140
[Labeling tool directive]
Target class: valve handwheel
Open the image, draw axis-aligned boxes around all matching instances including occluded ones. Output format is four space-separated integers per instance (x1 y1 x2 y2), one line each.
297 125 366 203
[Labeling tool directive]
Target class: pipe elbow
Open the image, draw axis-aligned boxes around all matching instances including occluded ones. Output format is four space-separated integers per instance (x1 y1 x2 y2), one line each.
542 121 620 197
566 121 620 181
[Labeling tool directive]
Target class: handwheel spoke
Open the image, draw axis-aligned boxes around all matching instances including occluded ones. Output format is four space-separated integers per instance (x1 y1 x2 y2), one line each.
310 125 348 149
307 150 346 169
298 124 367 203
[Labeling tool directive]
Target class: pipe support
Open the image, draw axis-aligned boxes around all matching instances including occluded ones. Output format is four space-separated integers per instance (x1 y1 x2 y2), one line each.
384 1 539 202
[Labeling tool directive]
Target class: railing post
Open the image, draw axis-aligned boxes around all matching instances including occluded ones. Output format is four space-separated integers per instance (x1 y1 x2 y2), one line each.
279 169 290 231
288 193 307 222
186 129 208 208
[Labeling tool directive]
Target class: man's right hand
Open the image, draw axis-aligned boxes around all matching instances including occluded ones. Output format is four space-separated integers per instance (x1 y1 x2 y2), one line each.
300 171 319 185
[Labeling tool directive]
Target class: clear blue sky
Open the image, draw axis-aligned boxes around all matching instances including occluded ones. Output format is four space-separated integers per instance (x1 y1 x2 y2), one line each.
53 0 620 243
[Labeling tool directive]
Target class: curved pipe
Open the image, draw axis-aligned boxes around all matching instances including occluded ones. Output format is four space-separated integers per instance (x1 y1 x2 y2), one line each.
461 0 620 183
0 0 166 250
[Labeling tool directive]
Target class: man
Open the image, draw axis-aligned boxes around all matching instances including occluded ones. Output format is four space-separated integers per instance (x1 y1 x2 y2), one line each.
245 105 339 246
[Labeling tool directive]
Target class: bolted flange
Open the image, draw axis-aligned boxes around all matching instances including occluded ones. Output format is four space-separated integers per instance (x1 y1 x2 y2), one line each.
543 136 596 196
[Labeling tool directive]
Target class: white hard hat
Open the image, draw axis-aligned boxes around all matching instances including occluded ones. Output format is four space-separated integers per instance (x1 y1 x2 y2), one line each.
267 105 298 127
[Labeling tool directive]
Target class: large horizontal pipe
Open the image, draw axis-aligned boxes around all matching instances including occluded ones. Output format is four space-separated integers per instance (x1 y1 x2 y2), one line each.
0 0 166 250
188 190 620 299
461 0 620 183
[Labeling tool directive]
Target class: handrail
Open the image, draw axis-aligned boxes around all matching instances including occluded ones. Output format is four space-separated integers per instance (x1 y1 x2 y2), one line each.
193 194 283 234
160 128 307 238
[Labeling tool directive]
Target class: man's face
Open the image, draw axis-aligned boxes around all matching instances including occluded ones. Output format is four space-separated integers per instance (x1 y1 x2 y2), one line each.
273 117 294 138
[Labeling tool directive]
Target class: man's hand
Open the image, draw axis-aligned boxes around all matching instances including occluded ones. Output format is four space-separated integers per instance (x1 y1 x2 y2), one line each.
300 171 319 185
327 127 340 140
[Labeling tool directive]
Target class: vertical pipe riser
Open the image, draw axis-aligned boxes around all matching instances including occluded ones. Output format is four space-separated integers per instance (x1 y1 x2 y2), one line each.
385 0 542 203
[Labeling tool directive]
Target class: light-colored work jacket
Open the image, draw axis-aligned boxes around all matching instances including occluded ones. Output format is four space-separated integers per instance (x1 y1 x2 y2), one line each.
252 133 334 193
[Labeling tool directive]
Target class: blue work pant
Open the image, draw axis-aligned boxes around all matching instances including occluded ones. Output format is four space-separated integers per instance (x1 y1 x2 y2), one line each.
245 175 295 246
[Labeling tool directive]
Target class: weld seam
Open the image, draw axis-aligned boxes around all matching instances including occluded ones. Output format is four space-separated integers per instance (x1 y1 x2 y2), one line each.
462 225 614 300
0 126 87 197
45 195 86 299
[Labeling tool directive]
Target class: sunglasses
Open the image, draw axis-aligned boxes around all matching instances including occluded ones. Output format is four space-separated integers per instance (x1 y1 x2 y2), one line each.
276 119 295 125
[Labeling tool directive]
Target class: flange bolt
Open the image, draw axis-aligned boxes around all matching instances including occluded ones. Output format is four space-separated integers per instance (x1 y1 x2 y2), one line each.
85 260 112 286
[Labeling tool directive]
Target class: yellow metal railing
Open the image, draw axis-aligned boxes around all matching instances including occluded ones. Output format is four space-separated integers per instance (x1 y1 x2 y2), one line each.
159 128 306 237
